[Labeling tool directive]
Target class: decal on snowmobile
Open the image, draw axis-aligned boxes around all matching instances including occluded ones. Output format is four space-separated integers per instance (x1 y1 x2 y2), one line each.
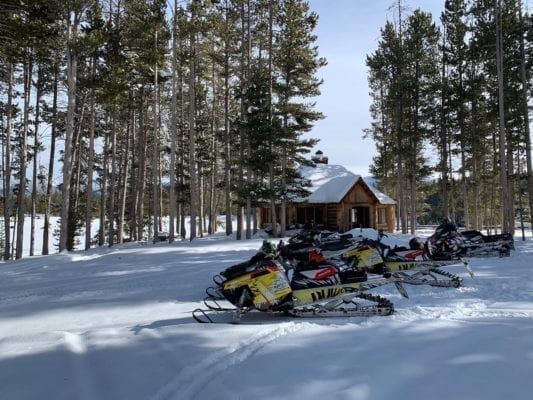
222 261 293 311
293 283 361 305
343 246 384 269
384 260 460 272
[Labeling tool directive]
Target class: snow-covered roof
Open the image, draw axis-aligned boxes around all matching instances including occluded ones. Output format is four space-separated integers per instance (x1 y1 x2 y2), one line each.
365 180 396 205
296 164 396 205
298 164 358 203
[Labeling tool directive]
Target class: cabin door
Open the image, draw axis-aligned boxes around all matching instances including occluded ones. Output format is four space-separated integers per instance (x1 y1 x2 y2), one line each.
351 206 370 229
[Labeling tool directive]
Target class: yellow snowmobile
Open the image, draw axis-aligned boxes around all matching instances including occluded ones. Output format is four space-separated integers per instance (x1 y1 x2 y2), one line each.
193 241 399 323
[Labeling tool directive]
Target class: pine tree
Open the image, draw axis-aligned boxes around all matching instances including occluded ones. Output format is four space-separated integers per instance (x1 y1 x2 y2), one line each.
403 9 440 233
60 0 85 252
518 3 532 233
273 0 324 236
366 20 407 231
82 0 105 249
440 0 468 224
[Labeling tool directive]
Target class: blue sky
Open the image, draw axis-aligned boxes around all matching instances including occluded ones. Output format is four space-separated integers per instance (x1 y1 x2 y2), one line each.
305 0 447 176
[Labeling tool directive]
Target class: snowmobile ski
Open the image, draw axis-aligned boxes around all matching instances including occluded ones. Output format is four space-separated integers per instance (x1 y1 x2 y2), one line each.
392 269 462 288
192 292 395 323
288 292 394 318
384 259 472 286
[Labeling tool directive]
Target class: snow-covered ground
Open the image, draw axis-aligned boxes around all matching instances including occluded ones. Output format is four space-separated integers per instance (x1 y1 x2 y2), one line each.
1 227 532 400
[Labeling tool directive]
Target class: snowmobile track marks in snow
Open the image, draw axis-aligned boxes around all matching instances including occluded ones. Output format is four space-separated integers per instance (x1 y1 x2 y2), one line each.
149 322 307 400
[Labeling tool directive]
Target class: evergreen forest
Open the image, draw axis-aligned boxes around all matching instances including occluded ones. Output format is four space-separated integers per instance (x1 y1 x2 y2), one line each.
0 0 531 260
0 0 325 258
366 0 532 235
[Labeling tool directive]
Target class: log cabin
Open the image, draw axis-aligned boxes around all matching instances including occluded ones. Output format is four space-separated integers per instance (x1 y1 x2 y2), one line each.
259 160 396 233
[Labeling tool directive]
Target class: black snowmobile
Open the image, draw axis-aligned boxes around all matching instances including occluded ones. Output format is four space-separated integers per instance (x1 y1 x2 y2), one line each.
282 228 358 259
426 221 514 259
193 240 400 323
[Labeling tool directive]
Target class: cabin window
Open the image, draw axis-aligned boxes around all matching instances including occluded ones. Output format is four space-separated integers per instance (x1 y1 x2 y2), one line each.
378 208 387 225
296 206 324 227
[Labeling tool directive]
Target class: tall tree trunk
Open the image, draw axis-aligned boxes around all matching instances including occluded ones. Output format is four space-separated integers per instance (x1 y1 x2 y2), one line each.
410 171 416 233
236 0 246 241
244 0 252 240
130 109 139 241
495 3 511 234
409 75 419 234
117 110 131 244
43 62 59 255
268 0 277 237
68 94 86 250
518 2 532 232
440 27 450 220
30 65 43 256
458 63 469 229
506 119 515 234
199 166 204 237
396 1 407 233
178 52 186 239
129 106 138 241
152 30 160 242
246 183 252 238
208 124 217 234
169 0 179 242
178 67 186 239
189 16 198 241
471 94 480 230
396 116 406 233
15 58 32 259
208 65 217 235
99 121 109 247
223 0 232 236
85 79 96 250
60 10 80 252
108 115 117 246
136 89 147 241
3 62 13 260
130 139 137 240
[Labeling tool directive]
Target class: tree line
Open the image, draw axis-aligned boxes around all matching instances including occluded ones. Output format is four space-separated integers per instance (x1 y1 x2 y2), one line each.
0 0 325 259
365 0 532 235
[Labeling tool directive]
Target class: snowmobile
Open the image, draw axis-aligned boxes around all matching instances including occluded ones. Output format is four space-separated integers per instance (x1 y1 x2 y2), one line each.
461 229 514 257
281 229 471 289
282 228 358 260
193 241 401 324
425 221 514 259
337 236 470 288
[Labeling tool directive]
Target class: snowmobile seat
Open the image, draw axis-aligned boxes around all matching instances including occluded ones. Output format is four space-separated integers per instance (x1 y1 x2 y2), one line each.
220 252 270 281
339 268 367 283
290 267 341 289
409 237 424 250
461 230 515 251
320 238 356 252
